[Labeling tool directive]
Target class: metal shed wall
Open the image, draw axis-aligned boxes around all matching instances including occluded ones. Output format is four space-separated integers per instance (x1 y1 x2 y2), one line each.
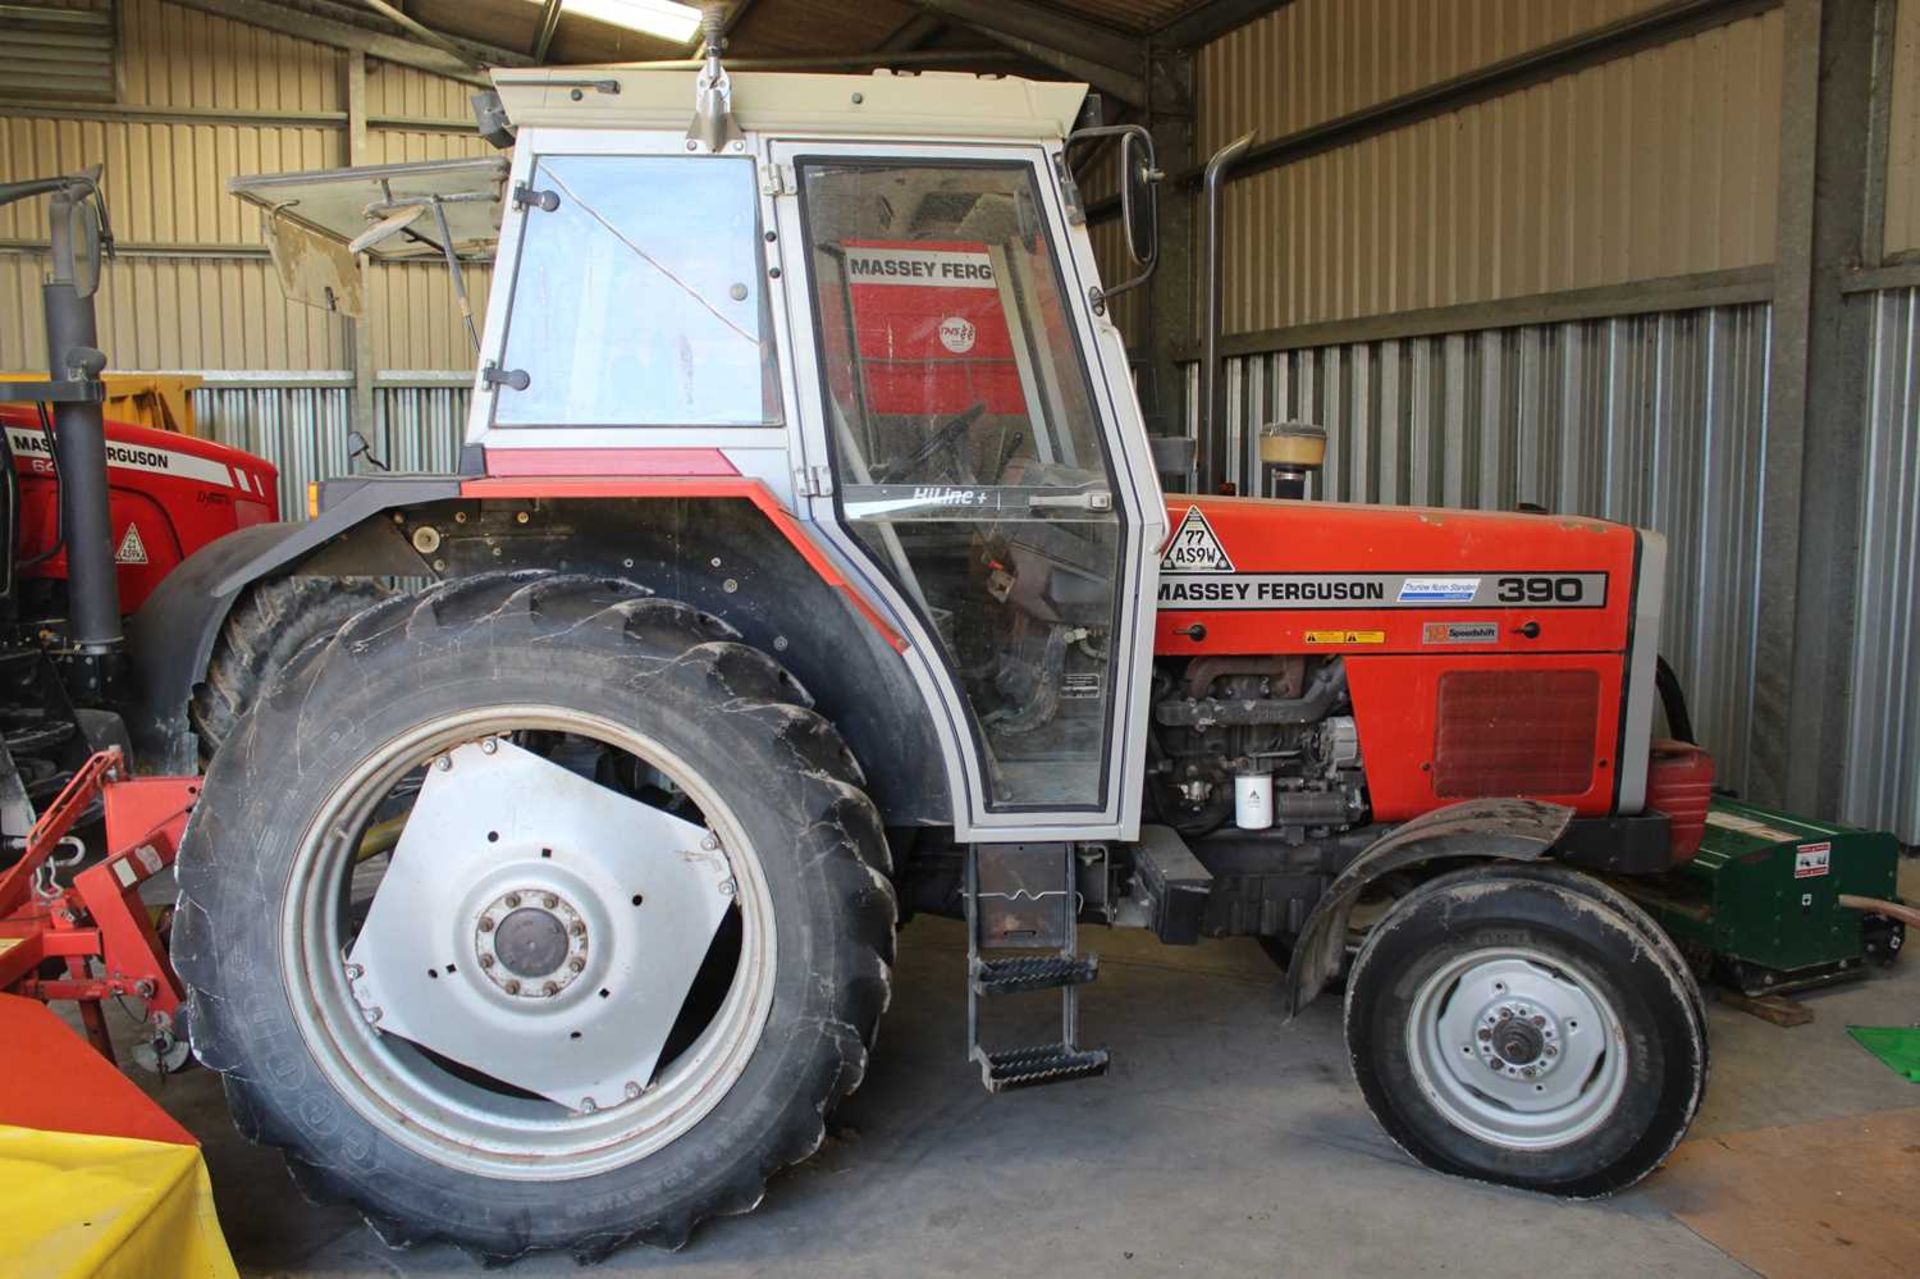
0 0 492 375
1845 286 1920 843
1195 1 1784 332
1887 0 1920 256
190 373 470 515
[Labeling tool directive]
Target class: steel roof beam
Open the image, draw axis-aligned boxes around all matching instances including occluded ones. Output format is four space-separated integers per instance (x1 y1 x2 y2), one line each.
1155 0 1294 50
169 0 527 82
880 13 946 52
908 0 1148 104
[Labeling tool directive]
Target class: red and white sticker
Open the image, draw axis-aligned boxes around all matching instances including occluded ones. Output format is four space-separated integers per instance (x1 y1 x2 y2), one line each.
115 522 149 565
1793 842 1831 879
937 316 978 353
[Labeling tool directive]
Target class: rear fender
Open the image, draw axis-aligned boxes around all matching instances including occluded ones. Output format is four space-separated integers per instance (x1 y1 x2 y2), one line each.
1284 798 1575 1016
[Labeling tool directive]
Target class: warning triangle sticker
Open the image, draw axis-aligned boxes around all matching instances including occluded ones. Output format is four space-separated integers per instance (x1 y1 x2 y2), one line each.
114 523 148 565
1160 505 1234 573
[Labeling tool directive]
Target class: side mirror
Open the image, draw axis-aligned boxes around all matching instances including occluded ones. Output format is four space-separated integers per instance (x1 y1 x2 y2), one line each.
51 192 103 299
1065 123 1161 308
1120 129 1157 266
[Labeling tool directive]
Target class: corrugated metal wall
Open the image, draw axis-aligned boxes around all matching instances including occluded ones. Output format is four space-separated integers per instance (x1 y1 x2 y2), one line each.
0 4 116 102
1845 287 1920 843
190 375 470 516
0 0 493 374
1887 0 1920 256
1196 0 1783 332
1209 301 1772 794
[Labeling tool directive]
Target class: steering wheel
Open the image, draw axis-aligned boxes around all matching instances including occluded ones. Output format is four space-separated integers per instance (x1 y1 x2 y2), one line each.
876 402 988 483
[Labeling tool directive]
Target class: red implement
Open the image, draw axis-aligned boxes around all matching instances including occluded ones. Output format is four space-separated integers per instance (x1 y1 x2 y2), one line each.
0 748 199 1063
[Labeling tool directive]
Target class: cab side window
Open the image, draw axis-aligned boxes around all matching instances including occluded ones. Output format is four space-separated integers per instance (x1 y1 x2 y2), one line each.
493 155 780 427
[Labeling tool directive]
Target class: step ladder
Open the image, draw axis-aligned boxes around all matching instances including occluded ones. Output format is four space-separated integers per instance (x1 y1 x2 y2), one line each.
965 843 1108 1092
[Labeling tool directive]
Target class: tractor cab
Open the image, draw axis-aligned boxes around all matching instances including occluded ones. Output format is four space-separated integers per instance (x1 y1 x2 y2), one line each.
234 67 1171 840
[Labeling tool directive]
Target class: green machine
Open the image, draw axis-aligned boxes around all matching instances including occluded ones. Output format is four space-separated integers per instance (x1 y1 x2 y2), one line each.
1621 798 1908 996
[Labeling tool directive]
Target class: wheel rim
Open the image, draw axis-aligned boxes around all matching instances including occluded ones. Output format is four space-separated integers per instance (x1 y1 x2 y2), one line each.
281 706 777 1182
1404 946 1628 1151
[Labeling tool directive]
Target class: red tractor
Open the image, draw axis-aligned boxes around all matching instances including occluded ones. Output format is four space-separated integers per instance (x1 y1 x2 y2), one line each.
18 44 1737 1262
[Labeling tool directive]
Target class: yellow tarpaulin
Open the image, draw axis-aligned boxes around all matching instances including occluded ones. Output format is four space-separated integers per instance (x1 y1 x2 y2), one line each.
0 1125 236 1279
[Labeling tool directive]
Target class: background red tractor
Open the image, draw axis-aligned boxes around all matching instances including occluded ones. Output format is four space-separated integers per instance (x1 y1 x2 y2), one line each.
0 171 375 1068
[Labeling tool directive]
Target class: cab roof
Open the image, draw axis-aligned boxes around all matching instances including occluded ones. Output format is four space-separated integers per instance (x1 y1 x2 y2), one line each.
491 67 1087 142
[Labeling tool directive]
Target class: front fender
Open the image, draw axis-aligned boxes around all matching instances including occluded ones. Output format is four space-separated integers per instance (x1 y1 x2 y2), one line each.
1284 798 1574 1016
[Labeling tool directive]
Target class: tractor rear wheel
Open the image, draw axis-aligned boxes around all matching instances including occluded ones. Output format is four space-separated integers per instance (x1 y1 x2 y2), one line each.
1344 865 1705 1196
173 572 895 1262
189 574 388 758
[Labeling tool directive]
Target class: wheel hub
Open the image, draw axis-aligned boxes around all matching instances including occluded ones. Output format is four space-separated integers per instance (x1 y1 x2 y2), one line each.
479 892 589 995
344 738 737 1113
1474 997 1560 1079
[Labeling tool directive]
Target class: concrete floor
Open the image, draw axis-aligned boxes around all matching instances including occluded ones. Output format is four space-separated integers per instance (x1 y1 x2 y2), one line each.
116 865 1918 1278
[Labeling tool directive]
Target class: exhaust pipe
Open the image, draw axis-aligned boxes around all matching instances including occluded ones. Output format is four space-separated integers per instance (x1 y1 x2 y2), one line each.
1199 132 1254 496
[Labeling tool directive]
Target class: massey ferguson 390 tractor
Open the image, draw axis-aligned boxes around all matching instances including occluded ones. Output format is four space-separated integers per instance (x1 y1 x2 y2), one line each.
143 50 1717 1262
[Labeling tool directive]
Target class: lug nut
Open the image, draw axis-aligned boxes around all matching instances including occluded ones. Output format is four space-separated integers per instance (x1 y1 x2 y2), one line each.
1477 1028 1492 1041
436 756 453 771
479 917 495 932
625 1081 643 1100
505 894 521 908
581 1098 598 1114
505 979 521 995
480 954 495 969
1532 1015 1545 1027
568 957 586 973
543 981 560 996
482 738 498 755
346 963 365 979
570 922 586 937
543 894 558 909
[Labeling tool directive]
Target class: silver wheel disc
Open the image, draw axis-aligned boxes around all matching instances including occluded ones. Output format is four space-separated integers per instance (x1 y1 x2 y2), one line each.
1404 947 1628 1151
282 708 777 1182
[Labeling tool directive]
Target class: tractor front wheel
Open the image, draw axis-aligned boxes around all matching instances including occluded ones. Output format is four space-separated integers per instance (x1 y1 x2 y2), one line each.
173 572 895 1262
1344 865 1706 1196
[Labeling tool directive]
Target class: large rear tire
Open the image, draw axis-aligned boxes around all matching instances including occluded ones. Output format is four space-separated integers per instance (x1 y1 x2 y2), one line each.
1344 865 1705 1197
173 572 895 1261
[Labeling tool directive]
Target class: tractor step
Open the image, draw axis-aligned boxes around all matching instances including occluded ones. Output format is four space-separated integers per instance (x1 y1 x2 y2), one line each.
964 843 1107 1093
979 1043 1110 1092
972 953 1099 996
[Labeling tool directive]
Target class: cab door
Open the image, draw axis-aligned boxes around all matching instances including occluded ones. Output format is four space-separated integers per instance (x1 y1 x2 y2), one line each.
769 141 1165 839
